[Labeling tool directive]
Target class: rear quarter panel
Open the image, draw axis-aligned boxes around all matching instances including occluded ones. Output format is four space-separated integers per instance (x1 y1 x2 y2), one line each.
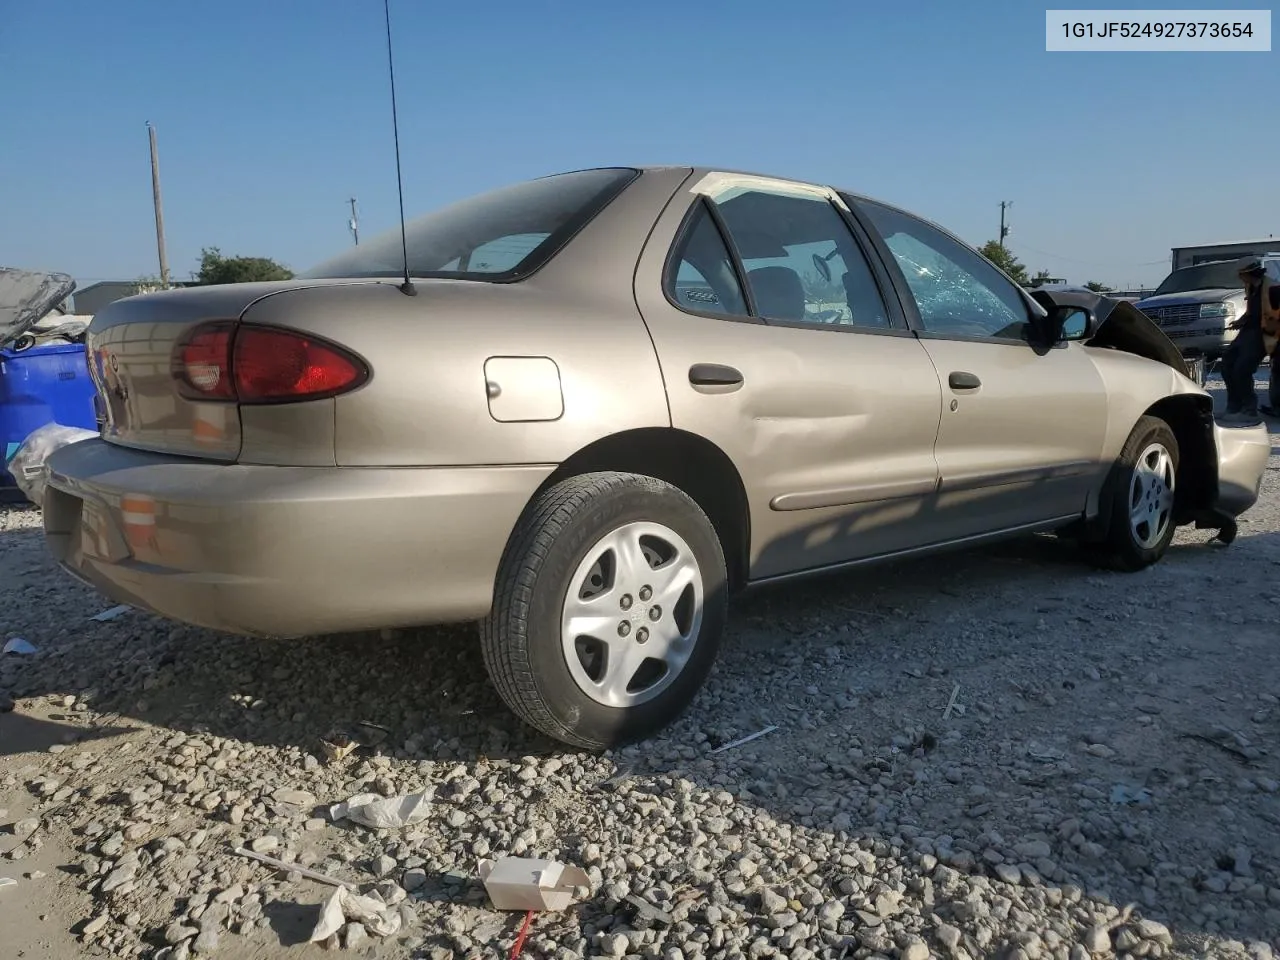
239 169 692 467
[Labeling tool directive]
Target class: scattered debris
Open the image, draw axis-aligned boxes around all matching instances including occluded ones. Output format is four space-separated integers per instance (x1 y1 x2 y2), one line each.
625 892 675 926
233 847 353 888
509 909 535 959
329 790 432 830
307 886 403 942
320 732 360 763
478 857 591 911
1110 783 1154 805
89 604 131 622
709 724 779 754
1027 743 1067 763
596 764 634 792
2 637 37 655
1179 726 1264 763
942 683 961 720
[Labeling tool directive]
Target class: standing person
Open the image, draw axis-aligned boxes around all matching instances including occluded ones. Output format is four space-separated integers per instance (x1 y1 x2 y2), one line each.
1219 261 1266 422
1260 270 1280 417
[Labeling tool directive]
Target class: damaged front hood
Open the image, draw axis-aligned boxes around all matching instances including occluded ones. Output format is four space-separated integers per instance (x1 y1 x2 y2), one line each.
1035 287 1191 377
0 268 76 348
1087 296 1190 375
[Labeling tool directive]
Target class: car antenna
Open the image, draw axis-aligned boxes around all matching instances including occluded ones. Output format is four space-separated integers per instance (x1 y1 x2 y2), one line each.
382 0 416 296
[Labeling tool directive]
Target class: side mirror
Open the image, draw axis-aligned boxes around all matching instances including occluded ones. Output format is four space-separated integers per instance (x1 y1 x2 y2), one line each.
1058 307 1093 341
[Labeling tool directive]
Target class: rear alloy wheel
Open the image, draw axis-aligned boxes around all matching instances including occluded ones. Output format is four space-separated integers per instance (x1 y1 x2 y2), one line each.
481 472 727 751
1087 415 1180 571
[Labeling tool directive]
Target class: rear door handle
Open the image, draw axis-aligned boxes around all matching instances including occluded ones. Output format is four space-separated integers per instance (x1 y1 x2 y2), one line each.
948 371 981 390
689 363 743 387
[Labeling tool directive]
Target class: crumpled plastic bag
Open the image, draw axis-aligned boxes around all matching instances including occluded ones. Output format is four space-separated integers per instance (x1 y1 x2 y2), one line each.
308 886 404 942
8 422 98 505
329 790 432 830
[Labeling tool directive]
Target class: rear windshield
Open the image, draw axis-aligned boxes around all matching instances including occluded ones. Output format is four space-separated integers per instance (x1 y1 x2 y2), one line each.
300 167 640 282
1153 261 1247 296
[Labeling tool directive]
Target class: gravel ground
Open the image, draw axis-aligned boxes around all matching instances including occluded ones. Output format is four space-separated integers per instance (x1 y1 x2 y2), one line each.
2 399 1279 960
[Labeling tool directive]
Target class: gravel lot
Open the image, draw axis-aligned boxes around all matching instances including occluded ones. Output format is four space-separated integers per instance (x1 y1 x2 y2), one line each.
2 400 1279 960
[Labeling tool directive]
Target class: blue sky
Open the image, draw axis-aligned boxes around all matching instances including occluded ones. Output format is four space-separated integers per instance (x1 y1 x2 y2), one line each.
2 0 1276 290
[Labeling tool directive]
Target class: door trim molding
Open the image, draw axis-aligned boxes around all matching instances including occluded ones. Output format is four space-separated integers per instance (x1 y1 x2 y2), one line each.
769 477 940 511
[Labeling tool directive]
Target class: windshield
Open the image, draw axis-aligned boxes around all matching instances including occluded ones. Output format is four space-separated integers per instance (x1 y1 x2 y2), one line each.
301 168 640 282
1153 260 1246 296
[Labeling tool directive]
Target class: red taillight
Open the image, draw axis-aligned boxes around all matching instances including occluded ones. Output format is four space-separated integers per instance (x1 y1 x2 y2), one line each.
174 323 369 404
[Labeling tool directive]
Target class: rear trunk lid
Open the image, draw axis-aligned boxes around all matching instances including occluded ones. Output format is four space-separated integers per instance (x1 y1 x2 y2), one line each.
0 268 76 348
87 280 338 460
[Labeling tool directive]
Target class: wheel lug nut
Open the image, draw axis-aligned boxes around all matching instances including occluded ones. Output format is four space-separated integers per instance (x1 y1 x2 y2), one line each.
636 627 649 643
620 594 633 611
618 621 631 637
649 605 661 621
639 586 652 602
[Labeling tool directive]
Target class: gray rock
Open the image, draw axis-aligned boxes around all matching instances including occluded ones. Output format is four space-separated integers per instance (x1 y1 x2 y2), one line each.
1134 918 1172 944
995 863 1022 885
82 914 110 937
1082 924 1111 955
403 868 428 891
760 888 788 914
935 922 963 949
192 928 218 954
343 922 368 949
165 923 199 944
248 835 279 854
100 865 137 893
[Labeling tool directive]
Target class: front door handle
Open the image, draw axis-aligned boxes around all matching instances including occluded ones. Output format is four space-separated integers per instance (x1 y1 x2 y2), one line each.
689 363 743 387
948 371 981 390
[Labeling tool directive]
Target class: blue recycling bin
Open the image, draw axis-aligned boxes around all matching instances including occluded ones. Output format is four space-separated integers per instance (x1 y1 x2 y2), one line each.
1 341 98 489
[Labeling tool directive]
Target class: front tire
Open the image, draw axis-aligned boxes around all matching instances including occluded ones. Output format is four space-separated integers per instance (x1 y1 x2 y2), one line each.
1086 415 1180 571
480 472 728 751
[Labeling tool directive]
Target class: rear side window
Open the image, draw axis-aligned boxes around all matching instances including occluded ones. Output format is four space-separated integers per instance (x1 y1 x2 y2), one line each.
666 203 750 317
301 168 639 282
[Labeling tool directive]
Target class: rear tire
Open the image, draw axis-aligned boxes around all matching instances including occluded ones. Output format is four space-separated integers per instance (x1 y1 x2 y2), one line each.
1086 415 1180 572
480 471 728 751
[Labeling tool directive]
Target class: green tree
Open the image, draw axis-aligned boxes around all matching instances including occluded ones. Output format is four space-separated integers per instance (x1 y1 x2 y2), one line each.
978 241 1029 286
194 247 294 285
1084 280 1113 292
1027 269 1054 288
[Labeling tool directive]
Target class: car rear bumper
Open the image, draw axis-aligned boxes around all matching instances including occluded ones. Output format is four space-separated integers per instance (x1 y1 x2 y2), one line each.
42 439 552 637
1211 421 1271 518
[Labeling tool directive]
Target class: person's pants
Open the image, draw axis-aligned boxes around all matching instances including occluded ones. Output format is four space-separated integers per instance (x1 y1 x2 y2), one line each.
1270 353 1280 410
1221 326 1266 413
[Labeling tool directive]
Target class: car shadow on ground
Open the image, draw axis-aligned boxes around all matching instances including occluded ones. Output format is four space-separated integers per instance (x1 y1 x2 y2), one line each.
2 451 1278 949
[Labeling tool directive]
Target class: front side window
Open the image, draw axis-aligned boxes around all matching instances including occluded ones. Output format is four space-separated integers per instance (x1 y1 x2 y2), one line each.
857 198 1030 341
300 168 639 282
670 185 894 330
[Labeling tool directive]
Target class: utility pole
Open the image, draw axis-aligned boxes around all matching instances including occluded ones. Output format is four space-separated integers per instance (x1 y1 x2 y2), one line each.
348 197 359 246
998 201 1012 251
147 122 170 288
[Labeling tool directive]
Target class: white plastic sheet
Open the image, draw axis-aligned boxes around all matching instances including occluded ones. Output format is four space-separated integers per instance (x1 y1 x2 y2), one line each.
8 422 97 505
328 791 432 830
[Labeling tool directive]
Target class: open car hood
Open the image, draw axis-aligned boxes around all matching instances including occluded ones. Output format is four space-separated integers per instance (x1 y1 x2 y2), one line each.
1032 287 1191 377
0 268 76 348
